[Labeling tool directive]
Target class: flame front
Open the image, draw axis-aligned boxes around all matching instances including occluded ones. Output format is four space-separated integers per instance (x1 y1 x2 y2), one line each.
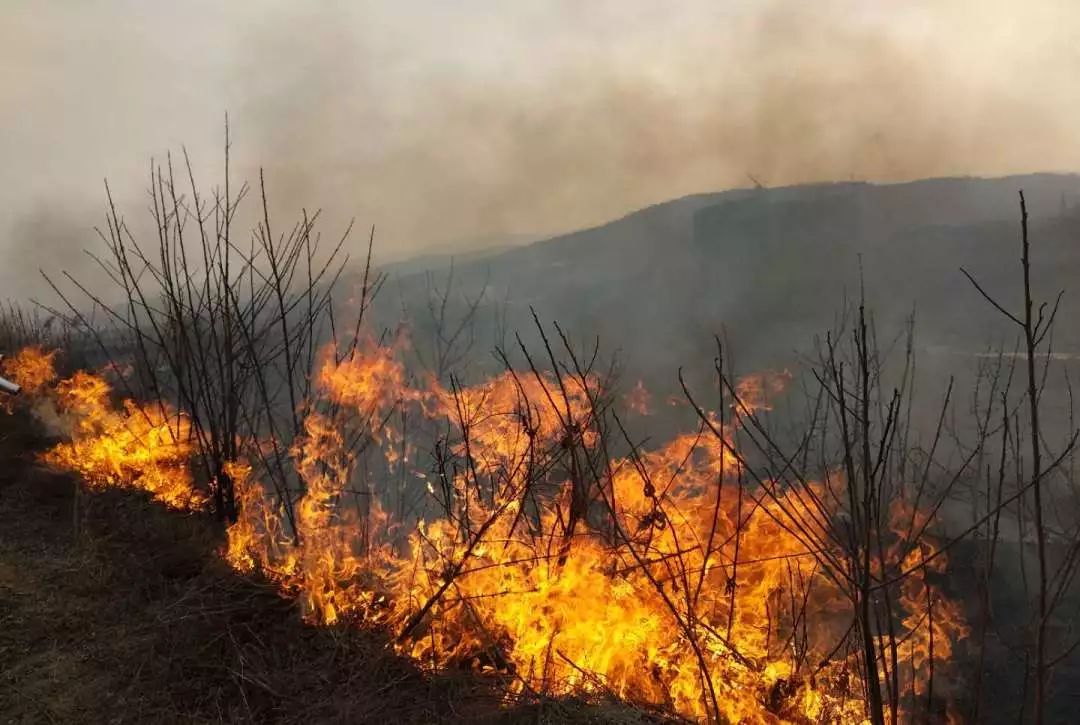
11 359 207 510
6 343 968 722
1 345 57 409
223 344 968 723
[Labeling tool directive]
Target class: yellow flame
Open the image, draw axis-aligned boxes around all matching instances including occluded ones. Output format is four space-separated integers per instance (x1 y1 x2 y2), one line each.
1 345 57 408
22 362 206 510
3 344 967 722
223 343 967 723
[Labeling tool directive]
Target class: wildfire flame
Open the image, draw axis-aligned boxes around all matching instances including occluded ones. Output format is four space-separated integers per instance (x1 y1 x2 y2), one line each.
3 349 205 510
1 345 57 409
224 344 968 723
6 343 968 723
734 370 792 414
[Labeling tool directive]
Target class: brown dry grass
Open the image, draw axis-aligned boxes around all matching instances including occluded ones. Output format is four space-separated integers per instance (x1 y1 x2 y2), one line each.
0 410 667 724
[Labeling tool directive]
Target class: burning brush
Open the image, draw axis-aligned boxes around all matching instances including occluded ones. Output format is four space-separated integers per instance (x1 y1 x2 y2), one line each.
1 339 972 722
0 356 21 396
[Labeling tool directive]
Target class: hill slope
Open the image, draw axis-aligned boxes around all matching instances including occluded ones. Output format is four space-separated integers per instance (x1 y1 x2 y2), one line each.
370 174 1080 389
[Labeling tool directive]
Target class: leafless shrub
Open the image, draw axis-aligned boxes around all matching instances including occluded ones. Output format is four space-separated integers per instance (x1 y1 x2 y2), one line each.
40 127 373 530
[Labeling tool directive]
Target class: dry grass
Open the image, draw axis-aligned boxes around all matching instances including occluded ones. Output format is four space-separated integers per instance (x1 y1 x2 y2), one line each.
0 410 668 725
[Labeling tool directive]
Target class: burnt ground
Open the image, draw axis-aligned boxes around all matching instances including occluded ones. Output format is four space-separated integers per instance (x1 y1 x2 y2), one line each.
0 410 659 725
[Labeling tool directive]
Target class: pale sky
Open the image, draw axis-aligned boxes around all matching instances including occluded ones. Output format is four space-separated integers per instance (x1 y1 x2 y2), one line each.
2 0 1080 299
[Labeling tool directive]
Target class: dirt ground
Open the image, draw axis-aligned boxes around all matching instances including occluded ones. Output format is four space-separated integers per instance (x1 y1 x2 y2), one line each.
0 411 659 724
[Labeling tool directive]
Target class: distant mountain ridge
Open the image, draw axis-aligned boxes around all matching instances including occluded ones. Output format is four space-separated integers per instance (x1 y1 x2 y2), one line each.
368 173 1080 387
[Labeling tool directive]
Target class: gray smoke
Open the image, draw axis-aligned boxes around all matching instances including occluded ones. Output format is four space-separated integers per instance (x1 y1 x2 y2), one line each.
3 0 1080 301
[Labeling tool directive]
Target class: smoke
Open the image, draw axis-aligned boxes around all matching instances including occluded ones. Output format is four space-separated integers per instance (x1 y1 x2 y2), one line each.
3 0 1080 300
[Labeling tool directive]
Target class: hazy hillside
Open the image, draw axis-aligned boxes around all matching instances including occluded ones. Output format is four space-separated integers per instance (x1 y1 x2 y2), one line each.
372 174 1080 392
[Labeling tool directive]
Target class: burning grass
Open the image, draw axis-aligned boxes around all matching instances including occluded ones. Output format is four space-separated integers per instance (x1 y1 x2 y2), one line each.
3 340 970 723
3 352 205 511
0 407 658 724
11 157 1080 722
44 370 205 511
0 345 57 410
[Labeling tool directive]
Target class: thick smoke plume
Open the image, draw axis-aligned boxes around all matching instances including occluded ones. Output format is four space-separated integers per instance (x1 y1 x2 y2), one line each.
3 0 1080 299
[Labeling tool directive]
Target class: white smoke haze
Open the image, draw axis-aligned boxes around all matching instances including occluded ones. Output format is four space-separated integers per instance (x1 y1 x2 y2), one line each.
2 0 1080 299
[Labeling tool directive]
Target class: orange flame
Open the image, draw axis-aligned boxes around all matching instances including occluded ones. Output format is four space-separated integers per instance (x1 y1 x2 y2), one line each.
223 342 967 723
1 345 57 407
3 343 967 722
1 348 205 511
735 369 792 414
43 371 205 510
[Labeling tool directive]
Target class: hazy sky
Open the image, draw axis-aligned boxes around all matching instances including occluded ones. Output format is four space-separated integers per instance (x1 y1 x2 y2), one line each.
2 0 1080 299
